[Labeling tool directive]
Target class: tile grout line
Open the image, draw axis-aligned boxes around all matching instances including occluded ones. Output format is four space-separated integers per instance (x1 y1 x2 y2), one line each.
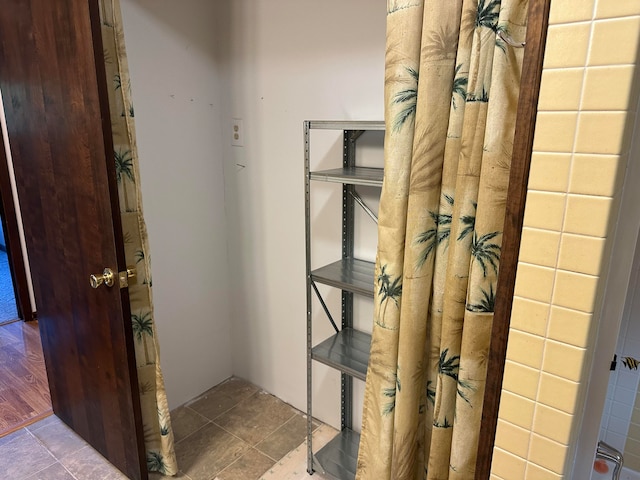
171 380 327 479
173 415 214 446
13 427 59 479
207 419 252 447
210 410 297 452
14 379 328 480
206 402 302 473
176 389 263 445
259 414 325 464
185 388 260 423
29 419 90 462
214 446 276 479
176 387 268 478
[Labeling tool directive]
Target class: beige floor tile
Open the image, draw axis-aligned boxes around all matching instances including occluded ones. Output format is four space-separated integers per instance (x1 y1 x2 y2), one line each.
214 391 297 445
188 377 260 421
256 413 317 461
170 405 210 442
58 445 128 480
29 416 87 459
4 380 332 480
175 422 250 480
0 431 56 478
217 447 275 480
259 425 337 480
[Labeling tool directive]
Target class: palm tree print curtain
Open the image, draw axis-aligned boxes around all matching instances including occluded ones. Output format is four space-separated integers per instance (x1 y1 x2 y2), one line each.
99 1 178 475
357 0 528 478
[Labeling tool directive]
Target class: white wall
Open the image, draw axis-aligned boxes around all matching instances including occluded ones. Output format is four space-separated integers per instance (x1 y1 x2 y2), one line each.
119 0 232 408
117 0 386 421
219 0 386 424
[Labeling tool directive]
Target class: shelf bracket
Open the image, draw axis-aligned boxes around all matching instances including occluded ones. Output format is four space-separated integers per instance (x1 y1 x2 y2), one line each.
347 129 366 142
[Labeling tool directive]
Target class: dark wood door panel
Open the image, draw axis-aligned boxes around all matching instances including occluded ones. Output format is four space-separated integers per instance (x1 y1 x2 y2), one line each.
0 1 145 478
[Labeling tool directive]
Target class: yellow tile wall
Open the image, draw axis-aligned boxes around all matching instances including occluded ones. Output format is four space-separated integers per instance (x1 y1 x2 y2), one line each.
491 0 640 477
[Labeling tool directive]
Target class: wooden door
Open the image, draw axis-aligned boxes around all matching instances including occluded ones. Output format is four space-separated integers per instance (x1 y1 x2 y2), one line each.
0 1 146 479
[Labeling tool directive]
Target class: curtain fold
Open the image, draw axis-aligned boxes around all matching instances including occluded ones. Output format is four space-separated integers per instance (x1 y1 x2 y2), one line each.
99 1 178 475
357 1 528 478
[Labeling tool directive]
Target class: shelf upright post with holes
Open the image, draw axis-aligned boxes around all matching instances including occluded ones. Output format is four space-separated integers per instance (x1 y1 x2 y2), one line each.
304 120 385 480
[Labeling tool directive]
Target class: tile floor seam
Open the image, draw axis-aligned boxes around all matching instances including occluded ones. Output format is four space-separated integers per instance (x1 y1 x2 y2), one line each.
24 426 61 462
6 378 333 480
213 446 275 480
258 447 281 464
59 461 81 480
21 461 59 480
177 470 194 480
256 419 297 452
24 460 77 480
172 424 251 480
28 434 57 460
209 419 258 448
195 394 302 477
15 438 58 480
255 412 299 448
186 399 245 424
183 405 214 424
253 412 316 461
263 411 298 438
31 422 88 462
174 420 215 446
209 398 251 423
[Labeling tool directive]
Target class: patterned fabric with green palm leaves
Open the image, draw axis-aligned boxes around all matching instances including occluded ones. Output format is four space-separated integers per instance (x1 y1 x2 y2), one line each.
99 1 177 475
357 0 528 479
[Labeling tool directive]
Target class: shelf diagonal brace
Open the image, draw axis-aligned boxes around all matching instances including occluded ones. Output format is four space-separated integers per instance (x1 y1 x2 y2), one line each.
311 280 340 333
349 190 378 224
347 129 366 142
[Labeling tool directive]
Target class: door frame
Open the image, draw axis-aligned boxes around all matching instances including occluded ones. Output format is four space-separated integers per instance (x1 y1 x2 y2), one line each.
474 0 552 476
0 114 34 323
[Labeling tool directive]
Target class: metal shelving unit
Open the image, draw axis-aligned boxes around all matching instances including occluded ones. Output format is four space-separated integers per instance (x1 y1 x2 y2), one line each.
305 120 384 480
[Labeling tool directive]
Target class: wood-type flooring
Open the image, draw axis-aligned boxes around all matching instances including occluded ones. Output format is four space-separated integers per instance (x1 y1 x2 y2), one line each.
0 320 52 436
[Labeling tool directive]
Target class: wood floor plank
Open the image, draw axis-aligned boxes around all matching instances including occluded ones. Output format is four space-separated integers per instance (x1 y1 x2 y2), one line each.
0 321 52 437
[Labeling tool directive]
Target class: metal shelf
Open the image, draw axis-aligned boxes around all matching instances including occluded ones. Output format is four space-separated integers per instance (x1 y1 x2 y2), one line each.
305 121 383 478
314 428 360 480
310 167 383 187
312 328 370 381
311 258 375 298
308 120 385 131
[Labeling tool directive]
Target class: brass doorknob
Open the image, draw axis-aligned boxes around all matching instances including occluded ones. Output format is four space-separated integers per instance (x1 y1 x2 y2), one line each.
118 267 137 288
90 266 136 289
90 268 115 288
